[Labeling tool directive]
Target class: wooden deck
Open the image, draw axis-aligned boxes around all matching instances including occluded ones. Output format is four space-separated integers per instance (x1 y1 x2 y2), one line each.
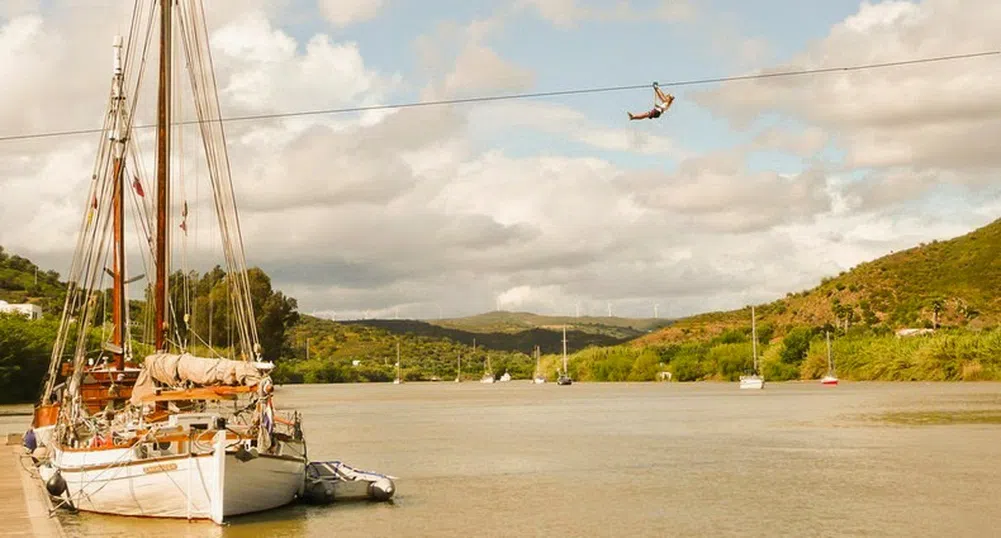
0 445 64 537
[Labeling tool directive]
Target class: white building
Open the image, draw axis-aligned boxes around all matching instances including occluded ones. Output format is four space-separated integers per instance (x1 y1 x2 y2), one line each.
0 300 43 320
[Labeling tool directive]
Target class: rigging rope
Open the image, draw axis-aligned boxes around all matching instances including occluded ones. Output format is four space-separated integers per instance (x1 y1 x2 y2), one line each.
1 49 998 144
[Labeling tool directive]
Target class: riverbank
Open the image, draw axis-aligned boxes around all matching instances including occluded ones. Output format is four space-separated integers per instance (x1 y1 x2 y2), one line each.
1 441 64 537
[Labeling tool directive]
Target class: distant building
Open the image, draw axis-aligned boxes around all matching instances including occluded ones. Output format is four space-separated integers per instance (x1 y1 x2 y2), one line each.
895 328 935 338
0 300 42 320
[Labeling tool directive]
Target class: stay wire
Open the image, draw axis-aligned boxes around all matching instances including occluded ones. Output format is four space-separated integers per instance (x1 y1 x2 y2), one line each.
0 49 997 143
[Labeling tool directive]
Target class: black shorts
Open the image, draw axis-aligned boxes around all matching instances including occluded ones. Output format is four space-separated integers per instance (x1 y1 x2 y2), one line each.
650 108 663 118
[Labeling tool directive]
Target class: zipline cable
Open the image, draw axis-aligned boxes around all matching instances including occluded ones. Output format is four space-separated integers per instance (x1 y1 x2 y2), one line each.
0 49 997 143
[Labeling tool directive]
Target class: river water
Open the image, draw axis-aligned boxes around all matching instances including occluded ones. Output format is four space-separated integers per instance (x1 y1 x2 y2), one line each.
3 382 1000 537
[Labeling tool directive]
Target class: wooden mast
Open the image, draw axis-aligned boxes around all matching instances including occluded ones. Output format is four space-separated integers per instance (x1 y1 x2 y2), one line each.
111 36 126 369
111 158 126 366
154 0 172 352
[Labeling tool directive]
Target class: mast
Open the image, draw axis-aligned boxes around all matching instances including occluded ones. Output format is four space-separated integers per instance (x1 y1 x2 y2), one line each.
826 330 833 375
561 326 568 374
111 35 126 369
396 340 401 381
751 306 758 373
154 0 172 352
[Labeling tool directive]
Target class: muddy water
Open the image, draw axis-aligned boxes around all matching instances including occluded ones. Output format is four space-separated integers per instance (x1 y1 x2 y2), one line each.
4 382 1000 537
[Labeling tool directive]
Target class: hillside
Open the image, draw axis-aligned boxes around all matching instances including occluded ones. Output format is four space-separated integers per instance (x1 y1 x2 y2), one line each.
637 217 1001 346
431 310 672 339
277 315 570 383
0 246 65 315
340 318 626 355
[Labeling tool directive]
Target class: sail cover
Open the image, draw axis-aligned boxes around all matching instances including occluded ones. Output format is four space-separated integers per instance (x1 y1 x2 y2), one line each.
130 352 264 405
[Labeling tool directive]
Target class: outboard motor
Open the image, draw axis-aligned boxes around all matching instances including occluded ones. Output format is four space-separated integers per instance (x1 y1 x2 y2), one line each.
302 477 336 504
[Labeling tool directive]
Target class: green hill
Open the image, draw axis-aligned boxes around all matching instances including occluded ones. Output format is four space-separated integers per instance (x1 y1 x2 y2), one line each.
637 218 1001 346
276 315 576 383
0 246 65 315
343 318 636 354
431 310 672 339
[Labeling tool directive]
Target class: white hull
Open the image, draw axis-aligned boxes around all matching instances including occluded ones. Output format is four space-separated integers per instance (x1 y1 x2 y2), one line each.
40 434 305 524
821 375 839 385
739 375 764 390
533 377 546 384
480 376 495 384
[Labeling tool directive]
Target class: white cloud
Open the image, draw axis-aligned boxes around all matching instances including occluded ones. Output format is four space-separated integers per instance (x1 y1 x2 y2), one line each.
317 0 384 27
696 0 1001 172
2 0 999 324
516 0 696 28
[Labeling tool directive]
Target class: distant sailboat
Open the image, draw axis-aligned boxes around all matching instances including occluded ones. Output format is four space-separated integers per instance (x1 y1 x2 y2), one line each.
480 354 495 384
557 326 572 386
532 346 546 384
499 371 512 382
455 352 461 383
393 341 402 384
821 331 839 386
739 306 765 390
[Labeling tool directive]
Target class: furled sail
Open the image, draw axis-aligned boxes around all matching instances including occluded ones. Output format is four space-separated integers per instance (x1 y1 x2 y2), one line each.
130 353 264 405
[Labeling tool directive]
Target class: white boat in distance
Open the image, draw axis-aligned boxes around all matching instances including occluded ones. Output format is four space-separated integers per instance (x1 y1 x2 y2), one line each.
739 306 765 390
532 346 546 384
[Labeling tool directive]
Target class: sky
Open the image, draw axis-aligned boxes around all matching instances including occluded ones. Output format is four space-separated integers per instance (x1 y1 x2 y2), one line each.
1 0 1001 321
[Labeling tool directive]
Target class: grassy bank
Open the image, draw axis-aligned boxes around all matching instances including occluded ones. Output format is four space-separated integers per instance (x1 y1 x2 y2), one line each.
559 327 1001 383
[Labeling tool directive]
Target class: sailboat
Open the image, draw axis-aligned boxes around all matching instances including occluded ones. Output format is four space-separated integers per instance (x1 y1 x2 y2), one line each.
739 306 765 390
480 354 495 384
821 331 839 385
557 326 572 385
532 346 546 384
455 352 461 383
393 341 403 384
29 0 306 524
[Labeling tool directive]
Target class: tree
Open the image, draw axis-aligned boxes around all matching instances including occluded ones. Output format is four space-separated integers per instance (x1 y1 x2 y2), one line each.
930 297 945 328
780 327 814 365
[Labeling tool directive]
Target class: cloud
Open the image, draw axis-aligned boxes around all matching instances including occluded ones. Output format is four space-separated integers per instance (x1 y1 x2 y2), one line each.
695 0 1001 172
516 0 697 28
621 150 834 233
3 0 997 325
469 101 688 158
317 0 384 27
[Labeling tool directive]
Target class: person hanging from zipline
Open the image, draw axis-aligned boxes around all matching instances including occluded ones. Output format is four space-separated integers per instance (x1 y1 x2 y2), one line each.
628 82 674 120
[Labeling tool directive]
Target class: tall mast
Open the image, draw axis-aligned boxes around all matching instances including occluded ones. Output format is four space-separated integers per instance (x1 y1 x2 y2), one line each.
826 330 832 374
751 306 758 373
561 326 568 374
111 35 127 369
154 0 172 351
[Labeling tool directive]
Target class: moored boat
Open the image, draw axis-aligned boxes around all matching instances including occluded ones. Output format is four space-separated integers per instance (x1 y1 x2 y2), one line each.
29 0 307 524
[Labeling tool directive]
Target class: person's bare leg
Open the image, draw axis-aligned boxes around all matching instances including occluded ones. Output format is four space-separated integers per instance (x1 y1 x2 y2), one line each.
629 110 653 120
